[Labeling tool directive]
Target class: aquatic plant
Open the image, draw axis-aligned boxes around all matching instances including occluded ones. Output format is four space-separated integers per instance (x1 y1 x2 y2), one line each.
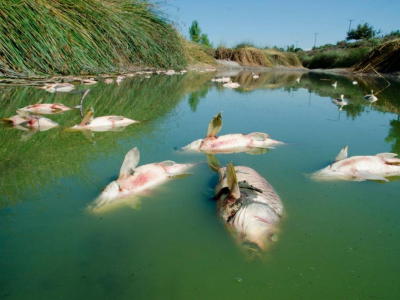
0 0 186 78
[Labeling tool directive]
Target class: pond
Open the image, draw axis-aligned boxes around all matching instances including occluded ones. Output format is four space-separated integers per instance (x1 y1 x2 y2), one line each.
1 70 400 299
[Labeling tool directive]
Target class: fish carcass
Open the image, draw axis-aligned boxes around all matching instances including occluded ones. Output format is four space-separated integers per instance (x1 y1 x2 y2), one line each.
20 103 72 114
71 108 138 132
312 146 400 182
215 163 284 252
90 147 196 212
182 112 283 154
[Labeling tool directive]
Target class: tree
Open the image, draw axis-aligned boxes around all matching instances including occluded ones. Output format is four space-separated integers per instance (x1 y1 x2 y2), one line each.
189 20 213 47
189 20 201 43
347 23 381 41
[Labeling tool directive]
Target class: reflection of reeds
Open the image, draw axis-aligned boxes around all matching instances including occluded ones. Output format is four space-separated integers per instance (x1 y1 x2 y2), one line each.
0 73 213 207
0 0 185 78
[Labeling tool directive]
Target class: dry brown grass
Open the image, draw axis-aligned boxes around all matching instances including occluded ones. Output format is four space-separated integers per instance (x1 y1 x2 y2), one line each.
184 40 217 67
232 47 273 67
353 38 400 73
262 50 303 67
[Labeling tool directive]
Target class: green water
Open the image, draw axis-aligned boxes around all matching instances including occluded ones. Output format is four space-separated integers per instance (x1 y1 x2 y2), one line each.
1 71 400 299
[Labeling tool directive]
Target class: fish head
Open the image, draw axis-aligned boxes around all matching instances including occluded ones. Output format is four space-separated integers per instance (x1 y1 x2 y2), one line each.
89 181 121 212
181 139 203 151
310 165 347 181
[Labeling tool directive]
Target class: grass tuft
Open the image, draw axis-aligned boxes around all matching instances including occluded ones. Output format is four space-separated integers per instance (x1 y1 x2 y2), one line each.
0 0 186 78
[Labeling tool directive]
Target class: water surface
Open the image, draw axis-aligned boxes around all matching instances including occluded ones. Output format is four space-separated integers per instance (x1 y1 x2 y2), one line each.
1 71 400 299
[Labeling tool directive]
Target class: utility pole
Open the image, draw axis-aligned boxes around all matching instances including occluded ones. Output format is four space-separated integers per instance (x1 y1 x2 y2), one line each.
313 33 319 48
347 19 355 33
295 41 299 48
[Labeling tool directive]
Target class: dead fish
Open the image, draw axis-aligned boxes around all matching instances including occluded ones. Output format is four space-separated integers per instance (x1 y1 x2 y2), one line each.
20 103 72 114
39 83 76 93
332 94 348 110
364 90 378 103
1 114 26 125
165 70 176 75
71 107 138 132
332 81 337 89
182 112 283 154
104 78 114 84
82 78 97 85
116 76 125 85
211 77 231 83
312 145 400 182
223 81 240 89
10 110 58 129
89 147 195 212
215 163 283 253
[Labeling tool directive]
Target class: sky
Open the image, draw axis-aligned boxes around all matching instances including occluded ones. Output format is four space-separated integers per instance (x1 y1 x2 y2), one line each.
163 0 400 49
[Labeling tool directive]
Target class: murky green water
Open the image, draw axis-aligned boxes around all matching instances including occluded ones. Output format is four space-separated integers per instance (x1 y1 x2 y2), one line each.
1 71 400 299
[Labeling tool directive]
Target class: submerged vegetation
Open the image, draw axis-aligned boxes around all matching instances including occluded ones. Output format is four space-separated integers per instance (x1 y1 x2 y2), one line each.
0 0 186 78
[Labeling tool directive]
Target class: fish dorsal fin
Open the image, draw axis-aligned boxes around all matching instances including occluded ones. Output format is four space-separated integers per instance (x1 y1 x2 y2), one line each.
206 112 223 137
376 153 398 158
119 147 140 177
159 160 176 166
226 162 240 199
334 145 348 163
80 107 94 126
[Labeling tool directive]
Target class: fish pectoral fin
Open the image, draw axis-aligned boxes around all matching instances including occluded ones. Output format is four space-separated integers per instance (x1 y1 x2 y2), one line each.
355 171 389 182
334 145 348 162
206 112 223 137
376 153 398 158
158 160 176 166
245 148 270 155
226 162 240 199
124 197 141 210
168 172 192 179
119 147 140 177
248 132 270 141
206 154 220 172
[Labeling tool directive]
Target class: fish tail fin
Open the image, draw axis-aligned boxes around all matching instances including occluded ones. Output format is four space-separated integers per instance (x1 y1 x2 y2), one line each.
206 112 223 137
226 162 240 199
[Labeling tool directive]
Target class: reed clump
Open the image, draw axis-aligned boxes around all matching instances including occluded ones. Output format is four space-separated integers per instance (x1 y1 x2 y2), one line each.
353 38 400 73
0 0 186 78
183 40 217 67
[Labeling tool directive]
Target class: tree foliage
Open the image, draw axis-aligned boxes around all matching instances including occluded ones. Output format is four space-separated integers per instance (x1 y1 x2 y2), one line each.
189 20 212 47
347 23 381 41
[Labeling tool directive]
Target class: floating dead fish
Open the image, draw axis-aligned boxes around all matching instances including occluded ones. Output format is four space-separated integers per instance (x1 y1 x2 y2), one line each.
352 81 358 85
223 81 240 89
9 110 58 129
71 107 138 132
211 76 231 83
332 95 348 110
180 70 187 74
39 83 76 93
364 90 378 103
296 77 301 83
82 78 97 85
165 70 176 75
89 147 196 212
312 146 400 182
1 114 26 125
182 112 283 154
116 76 125 85
19 103 72 114
104 78 114 84
215 163 283 253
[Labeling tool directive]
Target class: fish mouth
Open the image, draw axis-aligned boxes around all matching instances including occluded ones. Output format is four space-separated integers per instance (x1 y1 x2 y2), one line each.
88 181 120 213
